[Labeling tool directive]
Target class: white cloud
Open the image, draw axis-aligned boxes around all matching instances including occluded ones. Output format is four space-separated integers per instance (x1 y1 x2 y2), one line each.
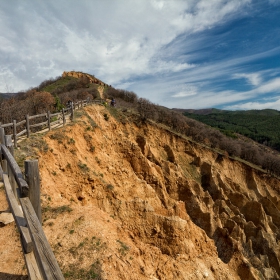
172 84 198 98
172 91 197 98
225 99 280 110
131 69 280 109
233 73 262 86
254 77 280 94
0 0 252 92
1 0 279 113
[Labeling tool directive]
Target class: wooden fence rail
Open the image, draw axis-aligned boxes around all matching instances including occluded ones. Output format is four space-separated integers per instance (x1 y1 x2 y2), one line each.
1 140 64 279
0 98 104 279
0 98 105 148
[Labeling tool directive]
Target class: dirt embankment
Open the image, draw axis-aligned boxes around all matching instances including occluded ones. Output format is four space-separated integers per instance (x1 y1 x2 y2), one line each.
1 104 280 279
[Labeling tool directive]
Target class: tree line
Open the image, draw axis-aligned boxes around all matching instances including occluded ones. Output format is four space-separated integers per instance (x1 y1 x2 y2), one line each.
184 111 280 152
0 75 100 125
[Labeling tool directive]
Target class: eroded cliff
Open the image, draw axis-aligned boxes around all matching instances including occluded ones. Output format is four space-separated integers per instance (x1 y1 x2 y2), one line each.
1 104 280 279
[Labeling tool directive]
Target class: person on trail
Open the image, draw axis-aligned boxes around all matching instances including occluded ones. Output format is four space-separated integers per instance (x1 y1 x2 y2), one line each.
110 98 116 107
67 100 73 108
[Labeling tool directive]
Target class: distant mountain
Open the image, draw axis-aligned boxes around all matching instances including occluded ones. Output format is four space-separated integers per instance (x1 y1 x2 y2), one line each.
0 92 17 99
173 108 221 115
176 108 280 152
173 108 280 116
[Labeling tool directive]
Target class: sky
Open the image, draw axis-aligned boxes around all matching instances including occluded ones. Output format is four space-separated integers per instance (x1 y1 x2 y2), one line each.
0 0 280 110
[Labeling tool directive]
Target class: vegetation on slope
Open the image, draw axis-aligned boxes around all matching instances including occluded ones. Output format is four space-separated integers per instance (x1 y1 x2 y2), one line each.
183 109 280 152
1 71 280 177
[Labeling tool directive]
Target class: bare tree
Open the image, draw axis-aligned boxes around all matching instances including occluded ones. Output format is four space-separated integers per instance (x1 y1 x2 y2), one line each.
137 98 155 120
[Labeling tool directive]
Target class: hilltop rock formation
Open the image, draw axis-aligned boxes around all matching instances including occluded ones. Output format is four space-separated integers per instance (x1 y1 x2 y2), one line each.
62 71 108 86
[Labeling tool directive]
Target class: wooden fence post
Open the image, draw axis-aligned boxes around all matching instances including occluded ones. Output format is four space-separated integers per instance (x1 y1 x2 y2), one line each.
5 135 18 199
0 127 5 144
13 120 17 148
5 135 14 156
26 114 30 138
0 128 7 173
47 111 51 131
25 160 42 224
62 108 65 126
71 102 74 121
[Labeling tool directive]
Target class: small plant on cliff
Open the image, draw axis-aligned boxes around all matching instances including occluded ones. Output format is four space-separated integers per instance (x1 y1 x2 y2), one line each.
67 138 75 144
103 113 109 121
78 161 89 172
116 240 129 256
106 184 114 190
49 131 64 144
42 205 73 220
63 261 102 280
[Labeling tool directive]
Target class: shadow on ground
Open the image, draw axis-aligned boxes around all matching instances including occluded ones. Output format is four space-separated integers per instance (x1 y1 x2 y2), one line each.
0 273 28 280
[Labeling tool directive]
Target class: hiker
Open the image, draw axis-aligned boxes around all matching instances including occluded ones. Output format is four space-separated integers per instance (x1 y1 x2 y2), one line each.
67 100 73 108
110 98 116 107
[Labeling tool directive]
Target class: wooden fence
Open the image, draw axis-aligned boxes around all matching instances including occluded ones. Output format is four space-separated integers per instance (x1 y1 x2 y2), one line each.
0 98 104 148
0 98 104 279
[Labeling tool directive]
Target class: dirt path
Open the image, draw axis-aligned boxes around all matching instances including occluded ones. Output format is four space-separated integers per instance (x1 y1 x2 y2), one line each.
0 183 28 278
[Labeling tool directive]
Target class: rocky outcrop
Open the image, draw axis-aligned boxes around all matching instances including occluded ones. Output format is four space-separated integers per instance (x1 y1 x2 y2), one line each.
62 71 107 86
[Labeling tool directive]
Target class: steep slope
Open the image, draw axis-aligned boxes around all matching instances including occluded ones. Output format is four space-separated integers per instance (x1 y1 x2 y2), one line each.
2 103 280 279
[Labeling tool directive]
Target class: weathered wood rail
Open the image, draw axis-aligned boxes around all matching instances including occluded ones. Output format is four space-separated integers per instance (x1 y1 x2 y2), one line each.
0 98 104 147
0 139 64 279
0 98 105 279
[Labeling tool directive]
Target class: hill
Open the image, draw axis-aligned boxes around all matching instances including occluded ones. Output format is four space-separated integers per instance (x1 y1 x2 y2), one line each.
1 103 280 279
177 108 280 152
2 72 280 278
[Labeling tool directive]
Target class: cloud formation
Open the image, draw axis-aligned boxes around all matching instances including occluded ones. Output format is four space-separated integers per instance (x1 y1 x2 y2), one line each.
0 0 280 110
233 73 262 86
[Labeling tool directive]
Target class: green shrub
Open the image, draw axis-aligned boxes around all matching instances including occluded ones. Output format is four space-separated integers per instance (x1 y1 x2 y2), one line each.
106 184 114 190
78 161 89 172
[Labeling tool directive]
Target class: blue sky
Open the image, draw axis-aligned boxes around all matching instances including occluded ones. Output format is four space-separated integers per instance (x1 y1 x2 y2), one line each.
0 0 280 110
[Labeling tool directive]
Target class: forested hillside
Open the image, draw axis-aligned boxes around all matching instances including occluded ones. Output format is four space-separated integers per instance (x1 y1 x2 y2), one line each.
183 109 280 152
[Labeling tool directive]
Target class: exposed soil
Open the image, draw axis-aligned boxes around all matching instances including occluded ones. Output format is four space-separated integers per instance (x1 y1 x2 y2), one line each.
1 104 280 279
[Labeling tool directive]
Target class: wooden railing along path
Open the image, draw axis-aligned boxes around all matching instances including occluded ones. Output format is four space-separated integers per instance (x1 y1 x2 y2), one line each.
0 98 104 279
0 98 105 148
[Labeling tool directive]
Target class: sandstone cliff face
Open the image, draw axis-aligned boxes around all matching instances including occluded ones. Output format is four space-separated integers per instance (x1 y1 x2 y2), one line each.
1 104 280 279
62 71 107 86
